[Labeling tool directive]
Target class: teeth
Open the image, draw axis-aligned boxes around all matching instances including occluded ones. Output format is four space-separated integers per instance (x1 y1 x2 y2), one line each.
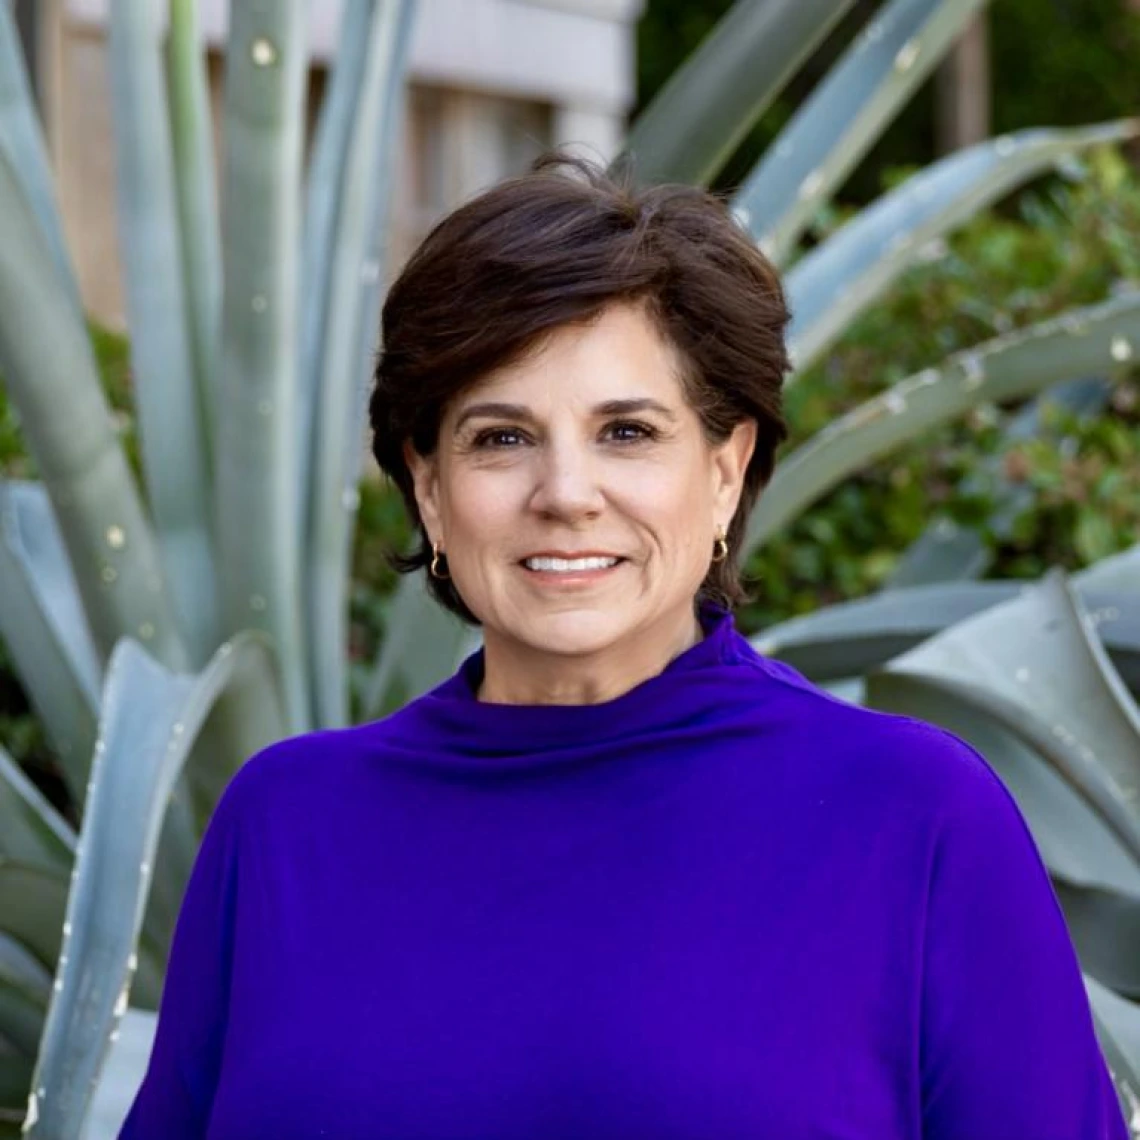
524 556 619 572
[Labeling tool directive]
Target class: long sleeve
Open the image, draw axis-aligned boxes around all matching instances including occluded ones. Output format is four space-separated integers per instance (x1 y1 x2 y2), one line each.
919 741 1128 1140
117 771 245 1139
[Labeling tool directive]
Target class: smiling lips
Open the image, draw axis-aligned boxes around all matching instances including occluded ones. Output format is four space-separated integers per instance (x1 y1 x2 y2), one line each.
521 553 624 575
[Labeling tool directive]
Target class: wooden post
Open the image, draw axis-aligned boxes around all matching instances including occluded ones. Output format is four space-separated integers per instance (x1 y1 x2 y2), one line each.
935 10 991 155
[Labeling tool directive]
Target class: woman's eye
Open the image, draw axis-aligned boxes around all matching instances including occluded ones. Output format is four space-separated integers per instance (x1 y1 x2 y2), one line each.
605 420 656 443
473 428 526 448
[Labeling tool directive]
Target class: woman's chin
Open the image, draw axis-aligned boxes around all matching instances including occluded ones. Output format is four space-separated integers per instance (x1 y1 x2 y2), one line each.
502 606 638 661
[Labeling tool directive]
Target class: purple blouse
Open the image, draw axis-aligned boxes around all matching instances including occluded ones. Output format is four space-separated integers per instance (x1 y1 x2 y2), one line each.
120 603 1127 1138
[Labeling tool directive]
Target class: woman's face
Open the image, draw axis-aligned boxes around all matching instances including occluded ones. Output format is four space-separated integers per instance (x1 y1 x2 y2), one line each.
406 302 756 681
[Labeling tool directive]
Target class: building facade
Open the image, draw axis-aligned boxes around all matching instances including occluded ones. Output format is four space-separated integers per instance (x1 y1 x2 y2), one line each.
22 0 644 328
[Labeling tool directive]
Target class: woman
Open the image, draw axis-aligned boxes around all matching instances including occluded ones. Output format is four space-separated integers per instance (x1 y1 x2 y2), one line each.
120 153 1127 1138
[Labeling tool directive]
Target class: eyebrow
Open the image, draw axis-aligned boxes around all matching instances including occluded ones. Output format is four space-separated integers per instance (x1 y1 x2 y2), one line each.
453 398 678 433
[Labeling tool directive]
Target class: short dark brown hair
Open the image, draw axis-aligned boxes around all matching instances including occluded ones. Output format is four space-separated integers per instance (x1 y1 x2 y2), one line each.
369 150 790 623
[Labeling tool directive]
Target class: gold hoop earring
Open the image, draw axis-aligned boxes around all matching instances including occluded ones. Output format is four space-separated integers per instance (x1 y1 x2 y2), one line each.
430 541 450 580
711 527 729 564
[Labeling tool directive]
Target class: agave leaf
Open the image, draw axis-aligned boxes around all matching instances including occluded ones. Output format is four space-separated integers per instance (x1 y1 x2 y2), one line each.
755 582 1139 692
733 0 989 265
23 631 283 1139
1106 627 1140 701
746 291 1140 552
618 0 855 187
1086 975 1140 1129
0 0 81 313
216 1 311 733
0 936 50 1005
869 670 1140 878
753 580 1022 680
0 975 43 1063
78 1009 155 1140
363 570 476 719
785 122 1139 370
0 151 187 674
167 0 222 456
0 1056 33 1134
177 629 289 837
0 745 76 872
305 0 416 728
0 482 100 798
1077 545 1140 595
1052 874 1140 1000
0 863 69 973
866 571 1140 856
108 0 220 668
885 376 1113 590
0 933 51 1058
880 519 991 590
297 0 373 500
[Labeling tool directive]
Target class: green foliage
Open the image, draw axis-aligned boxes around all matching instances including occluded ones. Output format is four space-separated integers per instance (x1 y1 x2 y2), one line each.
638 0 1140 203
737 147 1140 631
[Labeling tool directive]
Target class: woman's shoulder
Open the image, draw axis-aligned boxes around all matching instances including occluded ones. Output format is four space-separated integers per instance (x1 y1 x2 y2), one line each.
206 720 398 832
737 642 1019 823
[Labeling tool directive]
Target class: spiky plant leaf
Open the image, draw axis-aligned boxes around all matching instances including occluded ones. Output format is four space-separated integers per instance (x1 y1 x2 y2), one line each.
875 647 1140 997
1052 874 1140 1000
1077 545 1140 595
619 0 856 187
298 0 373 498
305 0 416 728
215 1 311 733
0 151 187 673
754 582 1139 692
733 0 989 265
0 864 69 976
77 1008 155 1140
363 571 476 720
0 932 51 1059
880 521 991 590
0 754 70 1110
754 580 1021 680
107 0 220 667
22 631 284 1139
1086 975 1140 1130
0 482 100 799
746 291 1140 552
866 571 1140 856
167 0 222 456
0 745 75 872
785 122 1140 370
884 376 1113 590
0 1 81 313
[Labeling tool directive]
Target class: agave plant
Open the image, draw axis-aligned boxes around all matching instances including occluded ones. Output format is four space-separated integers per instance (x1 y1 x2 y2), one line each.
0 0 1138 1135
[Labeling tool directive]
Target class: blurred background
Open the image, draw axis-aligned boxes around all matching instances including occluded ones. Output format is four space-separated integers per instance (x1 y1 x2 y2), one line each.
11 0 1140 327
2 2 1140 1135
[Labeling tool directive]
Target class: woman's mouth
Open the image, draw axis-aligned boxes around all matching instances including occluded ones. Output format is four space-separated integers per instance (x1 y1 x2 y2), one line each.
522 555 621 573
518 554 626 585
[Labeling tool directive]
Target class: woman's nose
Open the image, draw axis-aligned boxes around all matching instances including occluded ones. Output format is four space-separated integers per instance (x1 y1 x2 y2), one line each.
528 440 605 521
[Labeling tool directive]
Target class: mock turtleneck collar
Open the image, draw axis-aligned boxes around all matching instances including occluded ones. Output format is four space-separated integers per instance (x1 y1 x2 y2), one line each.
375 601 765 769
452 600 734 706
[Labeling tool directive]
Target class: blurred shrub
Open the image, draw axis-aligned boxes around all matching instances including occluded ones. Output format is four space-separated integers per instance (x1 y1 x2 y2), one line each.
737 146 1140 630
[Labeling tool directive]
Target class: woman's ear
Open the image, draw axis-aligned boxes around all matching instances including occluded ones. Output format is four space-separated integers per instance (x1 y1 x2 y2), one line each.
711 417 757 522
403 439 443 542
